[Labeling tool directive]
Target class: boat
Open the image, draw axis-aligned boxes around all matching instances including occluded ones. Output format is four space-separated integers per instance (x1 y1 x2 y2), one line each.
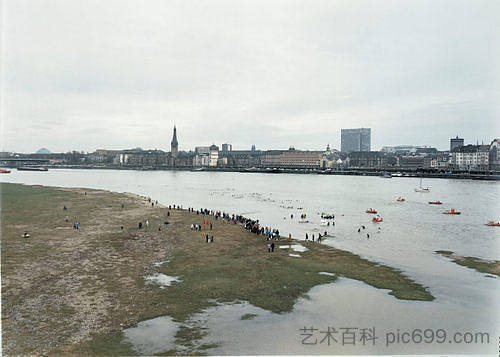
0 169 11 173
396 197 405 202
244 167 259 172
414 177 430 192
365 209 377 214
372 216 383 223
381 172 392 178
428 201 442 205
192 167 205 172
17 167 48 171
485 221 500 227
443 208 461 215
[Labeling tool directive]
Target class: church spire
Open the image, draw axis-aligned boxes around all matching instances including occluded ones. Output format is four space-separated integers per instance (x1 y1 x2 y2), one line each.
171 126 178 158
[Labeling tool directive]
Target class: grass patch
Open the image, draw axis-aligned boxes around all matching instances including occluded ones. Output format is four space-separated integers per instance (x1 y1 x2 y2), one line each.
241 313 258 320
436 250 500 277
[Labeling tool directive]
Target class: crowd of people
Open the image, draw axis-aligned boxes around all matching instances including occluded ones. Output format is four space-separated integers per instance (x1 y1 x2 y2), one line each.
62 191 387 251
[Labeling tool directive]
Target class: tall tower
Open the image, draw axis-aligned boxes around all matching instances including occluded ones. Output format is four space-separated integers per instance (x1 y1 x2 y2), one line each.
450 135 464 152
171 126 178 158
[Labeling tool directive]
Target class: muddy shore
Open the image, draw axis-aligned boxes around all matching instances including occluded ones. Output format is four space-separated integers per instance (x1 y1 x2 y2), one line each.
1 183 435 355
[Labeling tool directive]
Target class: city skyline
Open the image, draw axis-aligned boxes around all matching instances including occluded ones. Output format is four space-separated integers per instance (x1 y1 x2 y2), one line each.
4 125 496 155
2 0 499 153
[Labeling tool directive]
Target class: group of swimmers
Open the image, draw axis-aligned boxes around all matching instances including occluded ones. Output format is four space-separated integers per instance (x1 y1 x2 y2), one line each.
357 225 381 239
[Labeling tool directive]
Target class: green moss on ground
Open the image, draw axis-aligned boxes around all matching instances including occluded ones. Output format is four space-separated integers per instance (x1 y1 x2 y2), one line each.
1 183 434 355
436 250 499 277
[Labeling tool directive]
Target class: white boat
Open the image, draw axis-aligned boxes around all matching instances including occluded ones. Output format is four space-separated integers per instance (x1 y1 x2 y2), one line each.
414 177 430 192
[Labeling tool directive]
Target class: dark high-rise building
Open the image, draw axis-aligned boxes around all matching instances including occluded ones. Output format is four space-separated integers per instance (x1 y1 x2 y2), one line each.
341 128 371 153
450 135 464 152
171 126 178 158
221 143 232 152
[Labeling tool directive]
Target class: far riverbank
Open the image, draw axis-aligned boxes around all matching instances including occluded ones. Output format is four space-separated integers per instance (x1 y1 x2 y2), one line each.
3 164 500 180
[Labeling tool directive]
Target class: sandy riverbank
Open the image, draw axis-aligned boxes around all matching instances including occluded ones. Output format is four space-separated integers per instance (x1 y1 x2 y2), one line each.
2 183 434 355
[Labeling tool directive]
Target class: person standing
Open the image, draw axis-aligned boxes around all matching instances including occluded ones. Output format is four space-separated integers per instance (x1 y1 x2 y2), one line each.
271 242 275 252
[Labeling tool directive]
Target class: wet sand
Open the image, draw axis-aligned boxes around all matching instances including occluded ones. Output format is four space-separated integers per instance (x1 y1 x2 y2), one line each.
1 183 441 355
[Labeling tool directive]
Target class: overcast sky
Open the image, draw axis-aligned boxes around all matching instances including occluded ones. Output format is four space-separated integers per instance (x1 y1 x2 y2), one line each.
1 0 499 153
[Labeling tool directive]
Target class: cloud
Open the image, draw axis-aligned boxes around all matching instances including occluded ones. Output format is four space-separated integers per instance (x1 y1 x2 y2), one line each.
2 0 499 153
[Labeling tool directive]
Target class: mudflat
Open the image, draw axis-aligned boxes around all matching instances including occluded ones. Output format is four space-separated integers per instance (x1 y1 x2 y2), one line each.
1 183 433 355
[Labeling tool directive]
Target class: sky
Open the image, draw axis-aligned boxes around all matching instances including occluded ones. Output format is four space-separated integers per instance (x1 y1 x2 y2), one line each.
1 0 499 153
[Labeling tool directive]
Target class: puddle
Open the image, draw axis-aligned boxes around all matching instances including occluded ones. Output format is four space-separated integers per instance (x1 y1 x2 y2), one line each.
318 272 335 276
192 278 498 355
123 315 179 355
145 273 181 288
289 254 301 257
153 260 169 267
291 244 308 252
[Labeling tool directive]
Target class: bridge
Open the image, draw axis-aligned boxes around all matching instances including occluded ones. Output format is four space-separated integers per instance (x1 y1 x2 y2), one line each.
0 157 51 167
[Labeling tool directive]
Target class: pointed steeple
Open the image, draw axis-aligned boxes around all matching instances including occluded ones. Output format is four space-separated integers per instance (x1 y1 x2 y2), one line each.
171 126 178 158
171 126 178 146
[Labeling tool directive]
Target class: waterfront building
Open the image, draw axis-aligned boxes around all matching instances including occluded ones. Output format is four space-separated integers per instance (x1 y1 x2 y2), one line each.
119 149 168 167
346 151 393 168
195 146 211 155
450 135 464 152
280 148 323 168
193 147 210 166
423 153 450 169
260 148 325 168
451 144 489 170
209 145 219 167
261 150 284 167
399 155 425 169
219 149 262 167
193 153 210 167
488 139 500 170
341 128 371 153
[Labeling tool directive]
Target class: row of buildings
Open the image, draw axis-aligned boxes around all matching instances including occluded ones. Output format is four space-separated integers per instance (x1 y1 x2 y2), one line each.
2 127 499 171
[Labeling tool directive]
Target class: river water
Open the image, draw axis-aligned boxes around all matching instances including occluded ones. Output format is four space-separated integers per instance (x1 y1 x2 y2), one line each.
2 169 499 354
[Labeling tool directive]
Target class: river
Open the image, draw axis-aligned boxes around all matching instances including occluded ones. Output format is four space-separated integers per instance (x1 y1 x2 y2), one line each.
2 169 499 354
